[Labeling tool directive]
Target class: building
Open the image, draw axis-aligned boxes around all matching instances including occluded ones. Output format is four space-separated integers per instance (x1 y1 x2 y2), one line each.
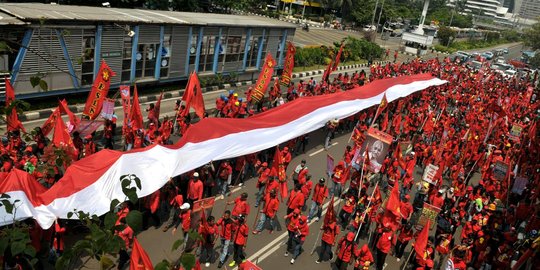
519 0 540 20
0 3 296 98
447 0 514 25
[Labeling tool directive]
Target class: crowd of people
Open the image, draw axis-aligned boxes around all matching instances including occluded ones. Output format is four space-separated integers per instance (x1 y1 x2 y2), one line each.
1 52 539 270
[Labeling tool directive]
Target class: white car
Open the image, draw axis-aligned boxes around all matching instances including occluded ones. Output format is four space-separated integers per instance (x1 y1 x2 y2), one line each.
504 70 517 78
495 57 505 65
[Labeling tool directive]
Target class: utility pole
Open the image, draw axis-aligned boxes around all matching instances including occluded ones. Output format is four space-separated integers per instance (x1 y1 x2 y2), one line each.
376 0 386 32
371 0 381 29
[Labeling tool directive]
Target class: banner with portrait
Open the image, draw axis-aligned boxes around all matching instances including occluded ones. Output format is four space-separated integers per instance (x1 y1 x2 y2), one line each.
359 127 393 173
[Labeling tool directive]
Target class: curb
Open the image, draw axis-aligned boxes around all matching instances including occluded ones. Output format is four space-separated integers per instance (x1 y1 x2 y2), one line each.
20 62 387 122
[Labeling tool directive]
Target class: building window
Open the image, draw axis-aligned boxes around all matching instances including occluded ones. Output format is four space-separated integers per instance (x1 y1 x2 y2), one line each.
121 36 132 82
224 35 243 63
135 43 159 79
189 30 198 67
198 35 216 73
81 33 95 85
247 35 260 68
160 30 171 78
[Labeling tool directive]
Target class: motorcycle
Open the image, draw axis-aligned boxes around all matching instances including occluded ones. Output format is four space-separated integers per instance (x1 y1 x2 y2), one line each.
302 23 309 32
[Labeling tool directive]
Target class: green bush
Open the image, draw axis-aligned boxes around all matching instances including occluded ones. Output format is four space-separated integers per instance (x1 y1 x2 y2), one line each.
433 45 456 53
294 37 383 67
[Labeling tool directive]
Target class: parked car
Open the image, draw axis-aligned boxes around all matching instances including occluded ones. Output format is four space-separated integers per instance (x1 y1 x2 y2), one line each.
390 29 403 37
482 51 494 60
467 60 483 70
503 48 509 54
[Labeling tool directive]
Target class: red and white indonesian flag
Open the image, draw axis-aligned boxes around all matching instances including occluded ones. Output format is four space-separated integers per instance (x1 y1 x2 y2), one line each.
0 74 446 229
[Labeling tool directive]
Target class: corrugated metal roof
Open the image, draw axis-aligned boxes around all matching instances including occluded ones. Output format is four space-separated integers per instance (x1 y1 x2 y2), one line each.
0 11 26 25
0 3 295 28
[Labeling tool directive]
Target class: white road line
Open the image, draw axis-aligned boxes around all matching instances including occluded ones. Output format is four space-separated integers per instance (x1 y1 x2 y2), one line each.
214 186 242 201
308 142 338 157
238 197 342 269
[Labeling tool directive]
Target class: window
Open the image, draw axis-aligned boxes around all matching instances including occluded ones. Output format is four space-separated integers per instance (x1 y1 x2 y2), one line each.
247 35 260 68
135 43 159 79
81 34 95 85
224 35 244 63
189 31 198 66
198 35 216 73
160 31 171 78
121 36 132 82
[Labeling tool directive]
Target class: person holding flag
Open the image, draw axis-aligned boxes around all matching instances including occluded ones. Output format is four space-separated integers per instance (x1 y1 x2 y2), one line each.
375 226 396 270
353 244 374 270
316 211 340 263
334 231 358 270
308 178 329 223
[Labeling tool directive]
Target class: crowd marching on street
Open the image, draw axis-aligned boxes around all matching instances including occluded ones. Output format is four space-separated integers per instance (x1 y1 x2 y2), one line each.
1 53 539 270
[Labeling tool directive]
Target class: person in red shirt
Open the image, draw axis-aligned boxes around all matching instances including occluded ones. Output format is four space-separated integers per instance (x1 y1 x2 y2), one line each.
116 218 134 269
291 159 308 187
339 191 356 228
217 210 235 268
287 184 306 215
172 203 191 237
253 189 279 234
394 223 413 261
308 178 329 222
52 219 66 256
300 175 313 211
281 146 292 170
163 191 183 232
255 162 270 207
290 216 309 264
187 172 203 207
199 215 218 268
430 190 445 209
229 214 248 267
284 208 301 257
400 195 413 224
218 161 232 197
316 218 340 263
332 161 347 197
353 244 374 270
229 192 250 219
375 227 396 270
335 232 358 270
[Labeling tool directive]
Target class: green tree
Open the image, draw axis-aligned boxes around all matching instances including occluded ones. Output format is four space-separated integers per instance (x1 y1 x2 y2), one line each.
523 21 540 51
437 25 456 47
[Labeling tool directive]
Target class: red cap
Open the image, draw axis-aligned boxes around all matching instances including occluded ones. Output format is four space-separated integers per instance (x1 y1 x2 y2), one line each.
346 232 355 241
293 208 301 214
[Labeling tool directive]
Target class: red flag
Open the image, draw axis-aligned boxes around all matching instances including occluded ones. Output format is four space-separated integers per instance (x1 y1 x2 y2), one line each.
324 196 336 225
381 112 389 132
280 42 296 87
4 79 24 132
392 112 402 135
155 91 164 121
130 237 154 270
251 54 277 103
332 42 345 71
130 85 144 131
83 60 116 120
41 107 61 136
52 113 73 148
182 73 206 119
372 93 388 123
119 85 131 135
59 99 80 129
414 220 430 261
529 121 537 143
271 147 287 199
322 60 334 82
189 73 205 119
373 185 382 204
380 182 400 229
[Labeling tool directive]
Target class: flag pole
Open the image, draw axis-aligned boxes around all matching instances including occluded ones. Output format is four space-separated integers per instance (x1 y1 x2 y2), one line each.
354 180 379 242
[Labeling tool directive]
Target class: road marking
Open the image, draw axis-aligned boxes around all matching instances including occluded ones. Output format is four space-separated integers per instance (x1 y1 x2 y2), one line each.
214 186 243 202
308 142 338 157
239 197 342 269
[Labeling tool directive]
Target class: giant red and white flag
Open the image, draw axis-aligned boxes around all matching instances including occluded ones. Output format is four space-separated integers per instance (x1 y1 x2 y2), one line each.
0 74 446 228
